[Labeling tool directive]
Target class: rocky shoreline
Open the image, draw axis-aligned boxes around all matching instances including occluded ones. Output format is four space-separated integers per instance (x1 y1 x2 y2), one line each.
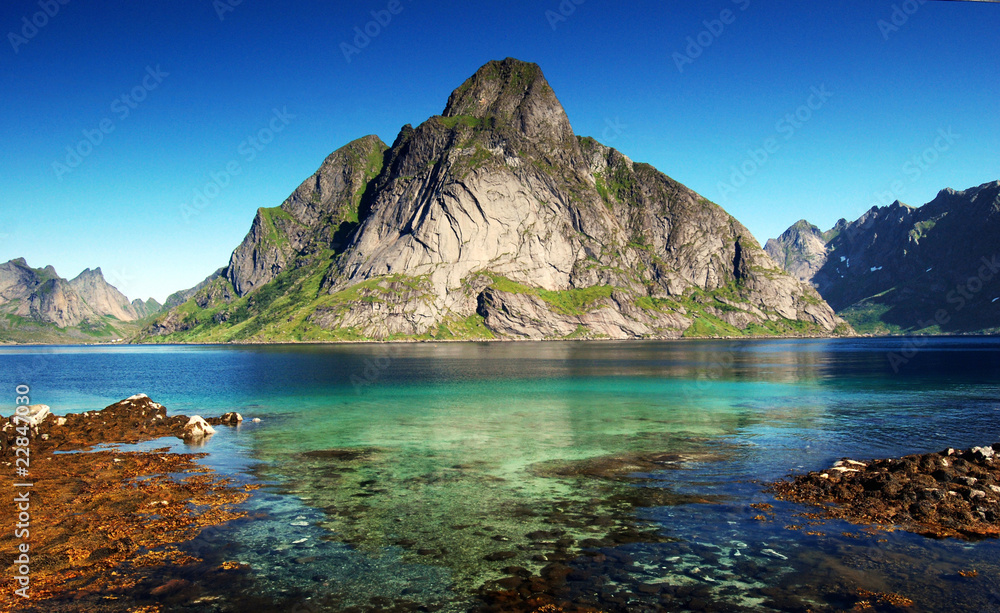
769 444 1000 539
0 395 257 611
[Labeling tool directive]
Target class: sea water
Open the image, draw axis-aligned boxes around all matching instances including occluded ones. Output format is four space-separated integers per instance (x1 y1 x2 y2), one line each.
2 338 999 611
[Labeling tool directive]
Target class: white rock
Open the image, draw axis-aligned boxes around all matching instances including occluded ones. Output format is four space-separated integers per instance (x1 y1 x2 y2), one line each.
971 446 995 460
252 417 261 423
18 404 50 426
125 393 150 402
55 417 67 426
182 416 216 440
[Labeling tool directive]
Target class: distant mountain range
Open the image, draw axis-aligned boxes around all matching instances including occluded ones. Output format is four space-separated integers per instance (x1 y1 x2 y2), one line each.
7 60 996 344
765 181 1000 334
0 259 161 343
134 58 846 343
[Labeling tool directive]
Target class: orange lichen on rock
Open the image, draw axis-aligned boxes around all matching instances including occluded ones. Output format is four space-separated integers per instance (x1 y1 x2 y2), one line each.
0 395 254 611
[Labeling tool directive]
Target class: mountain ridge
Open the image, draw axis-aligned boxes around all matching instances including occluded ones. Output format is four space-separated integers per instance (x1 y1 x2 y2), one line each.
138 58 848 343
765 180 1000 334
0 259 163 343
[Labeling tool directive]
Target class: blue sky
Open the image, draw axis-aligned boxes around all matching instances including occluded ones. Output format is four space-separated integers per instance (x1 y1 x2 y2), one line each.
1 0 998 302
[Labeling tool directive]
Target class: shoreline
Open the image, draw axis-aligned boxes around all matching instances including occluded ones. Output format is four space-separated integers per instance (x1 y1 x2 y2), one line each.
0 396 257 611
3 331 999 348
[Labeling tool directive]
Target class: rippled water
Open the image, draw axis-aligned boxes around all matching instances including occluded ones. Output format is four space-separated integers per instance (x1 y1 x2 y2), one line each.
2 338 999 611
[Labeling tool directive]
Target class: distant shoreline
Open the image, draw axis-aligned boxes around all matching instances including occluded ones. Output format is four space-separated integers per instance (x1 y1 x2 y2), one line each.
2 332 998 348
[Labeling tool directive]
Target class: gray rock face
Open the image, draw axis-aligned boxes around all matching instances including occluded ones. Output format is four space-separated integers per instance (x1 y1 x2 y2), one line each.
0 259 155 338
28 278 95 327
764 221 831 284
320 59 843 338
0 259 97 327
226 135 387 296
767 181 1000 333
69 267 139 321
145 58 847 342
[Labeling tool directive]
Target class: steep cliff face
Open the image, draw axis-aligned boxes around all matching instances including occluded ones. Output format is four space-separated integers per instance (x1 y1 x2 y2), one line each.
767 181 1000 333
226 136 387 296
140 58 848 343
28 278 94 328
69 268 139 321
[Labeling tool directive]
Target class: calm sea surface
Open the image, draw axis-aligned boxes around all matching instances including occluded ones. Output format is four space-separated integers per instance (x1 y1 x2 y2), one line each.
2 338 999 611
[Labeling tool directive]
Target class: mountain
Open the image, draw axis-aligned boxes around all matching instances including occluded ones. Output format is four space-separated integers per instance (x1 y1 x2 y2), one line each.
69 268 141 321
766 181 1000 334
139 58 848 343
131 297 162 319
0 259 163 343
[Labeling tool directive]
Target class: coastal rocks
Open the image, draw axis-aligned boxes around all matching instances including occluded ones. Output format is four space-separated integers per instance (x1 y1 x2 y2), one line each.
207 411 243 426
769 444 1000 539
0 394 252 456
182 416 217 440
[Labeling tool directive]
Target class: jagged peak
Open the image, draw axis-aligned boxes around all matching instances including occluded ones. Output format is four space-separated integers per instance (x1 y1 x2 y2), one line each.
442 58 574 144
71 267 107 283
789 219 821 234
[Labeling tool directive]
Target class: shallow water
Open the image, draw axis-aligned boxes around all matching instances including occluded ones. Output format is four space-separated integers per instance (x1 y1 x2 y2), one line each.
2 338 1000 611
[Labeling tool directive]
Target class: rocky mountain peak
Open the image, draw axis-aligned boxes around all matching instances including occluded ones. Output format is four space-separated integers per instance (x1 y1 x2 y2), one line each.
69 267 138 322
442 58 574 146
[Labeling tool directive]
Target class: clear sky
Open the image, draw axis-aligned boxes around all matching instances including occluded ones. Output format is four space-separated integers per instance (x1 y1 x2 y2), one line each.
2 0 998 302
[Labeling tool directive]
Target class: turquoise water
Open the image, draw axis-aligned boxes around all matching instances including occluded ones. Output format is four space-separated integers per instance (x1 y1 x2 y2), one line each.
2 338 999 611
